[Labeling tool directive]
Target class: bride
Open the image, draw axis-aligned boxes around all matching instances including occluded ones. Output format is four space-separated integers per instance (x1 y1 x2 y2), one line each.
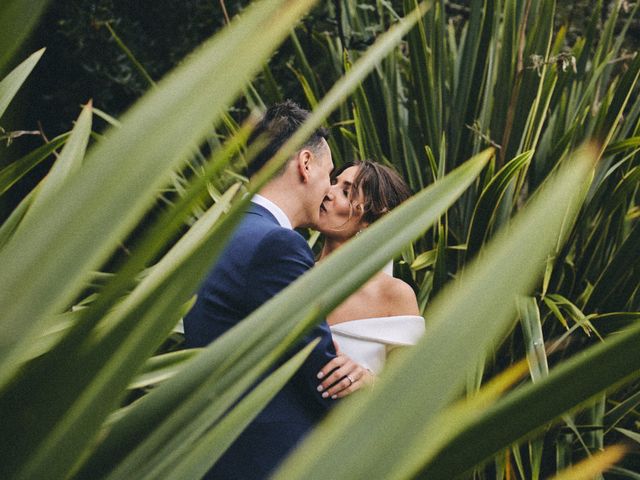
315 160 425 399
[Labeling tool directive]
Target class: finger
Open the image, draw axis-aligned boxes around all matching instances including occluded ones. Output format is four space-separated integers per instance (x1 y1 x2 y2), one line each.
318 361 356 391
329 371 368 398
322 375 356 399
316 354 347 381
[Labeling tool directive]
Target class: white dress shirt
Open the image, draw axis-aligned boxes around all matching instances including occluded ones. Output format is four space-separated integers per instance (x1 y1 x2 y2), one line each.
251 194 293 230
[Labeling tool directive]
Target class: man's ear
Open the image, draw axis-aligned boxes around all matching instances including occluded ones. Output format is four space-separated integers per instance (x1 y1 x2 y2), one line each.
297 149 313 183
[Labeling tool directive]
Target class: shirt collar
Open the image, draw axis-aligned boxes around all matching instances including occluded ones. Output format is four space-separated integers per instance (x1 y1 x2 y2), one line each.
251 194 293 230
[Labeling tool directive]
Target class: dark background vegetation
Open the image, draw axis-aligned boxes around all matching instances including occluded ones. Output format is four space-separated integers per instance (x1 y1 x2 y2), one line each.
10 1 640 136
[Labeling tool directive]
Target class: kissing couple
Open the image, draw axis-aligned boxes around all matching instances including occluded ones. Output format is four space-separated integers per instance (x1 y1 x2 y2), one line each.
184 100 425 479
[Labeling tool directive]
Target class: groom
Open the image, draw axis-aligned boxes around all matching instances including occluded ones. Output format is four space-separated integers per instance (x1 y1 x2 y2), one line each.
184 101 355 479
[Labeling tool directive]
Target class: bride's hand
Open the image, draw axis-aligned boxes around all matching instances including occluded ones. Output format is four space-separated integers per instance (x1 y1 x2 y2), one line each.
316 353 375 400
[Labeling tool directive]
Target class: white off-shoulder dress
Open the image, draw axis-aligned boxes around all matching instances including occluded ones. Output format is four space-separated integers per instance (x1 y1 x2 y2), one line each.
329 315 425 374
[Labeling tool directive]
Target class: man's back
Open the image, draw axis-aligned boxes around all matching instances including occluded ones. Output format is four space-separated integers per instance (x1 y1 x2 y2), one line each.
184 203 336 478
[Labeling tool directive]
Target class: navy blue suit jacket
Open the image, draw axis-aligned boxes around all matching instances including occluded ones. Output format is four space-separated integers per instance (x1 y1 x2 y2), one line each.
184 203 336 479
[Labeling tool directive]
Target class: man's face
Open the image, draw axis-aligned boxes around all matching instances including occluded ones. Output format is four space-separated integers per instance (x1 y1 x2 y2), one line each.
304 138 333 227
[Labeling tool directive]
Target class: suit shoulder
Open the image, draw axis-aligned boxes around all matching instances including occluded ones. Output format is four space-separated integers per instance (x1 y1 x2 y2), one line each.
233 213 283 249
255 228 314 264
235 212 314 268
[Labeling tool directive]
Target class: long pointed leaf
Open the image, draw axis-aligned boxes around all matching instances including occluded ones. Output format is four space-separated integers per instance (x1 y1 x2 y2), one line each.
22 102 92 221
0 2 48 74
0 48 45 119
0 134 67 196
466 150 533 256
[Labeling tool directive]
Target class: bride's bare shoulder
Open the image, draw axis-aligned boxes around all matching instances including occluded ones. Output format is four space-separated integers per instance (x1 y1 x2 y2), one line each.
374 274 420 316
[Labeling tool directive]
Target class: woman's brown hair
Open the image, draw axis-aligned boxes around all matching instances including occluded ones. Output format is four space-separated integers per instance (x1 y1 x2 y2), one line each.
332 160 412 224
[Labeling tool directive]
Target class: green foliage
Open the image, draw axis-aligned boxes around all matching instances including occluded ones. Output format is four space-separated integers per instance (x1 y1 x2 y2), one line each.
0 0 49 74
0 49 45 120
0 0 639 479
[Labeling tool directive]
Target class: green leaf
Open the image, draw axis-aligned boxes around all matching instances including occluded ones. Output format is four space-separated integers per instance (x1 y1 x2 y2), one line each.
128 349 201 390
0 2 49 74
92 107 122 128
0 134 67 196
0 48 45 120
466 150 533 257
548 444 629 480
605 390 640 432
290 29 322 101
518 296 548 382
63 116 255 348
22 102 92 221
0 189 33 249
449 0 489 163
546 293 595 335
403 0 439 150
607 467 640 480
103 22 155 88
596 52 640 145
608 166 640 214
410 248 437 270
543 295 570 330
432 221 447 294
350 68 385 161
604 136 640 157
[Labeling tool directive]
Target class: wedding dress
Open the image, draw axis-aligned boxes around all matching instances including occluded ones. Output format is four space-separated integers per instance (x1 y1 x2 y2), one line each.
330 315 425 374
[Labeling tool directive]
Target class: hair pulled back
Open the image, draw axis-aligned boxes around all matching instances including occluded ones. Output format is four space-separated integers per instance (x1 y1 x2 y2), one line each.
332 160 412 224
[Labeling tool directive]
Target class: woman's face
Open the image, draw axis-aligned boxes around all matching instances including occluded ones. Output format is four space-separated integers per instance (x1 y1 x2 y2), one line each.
316 166 369 240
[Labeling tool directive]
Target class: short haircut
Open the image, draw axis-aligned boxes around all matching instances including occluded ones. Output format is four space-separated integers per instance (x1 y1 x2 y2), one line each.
246 100 329 177
332 160 412 224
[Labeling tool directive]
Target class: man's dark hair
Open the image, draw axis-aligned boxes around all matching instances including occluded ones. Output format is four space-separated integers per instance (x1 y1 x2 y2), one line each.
246 100 329 177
